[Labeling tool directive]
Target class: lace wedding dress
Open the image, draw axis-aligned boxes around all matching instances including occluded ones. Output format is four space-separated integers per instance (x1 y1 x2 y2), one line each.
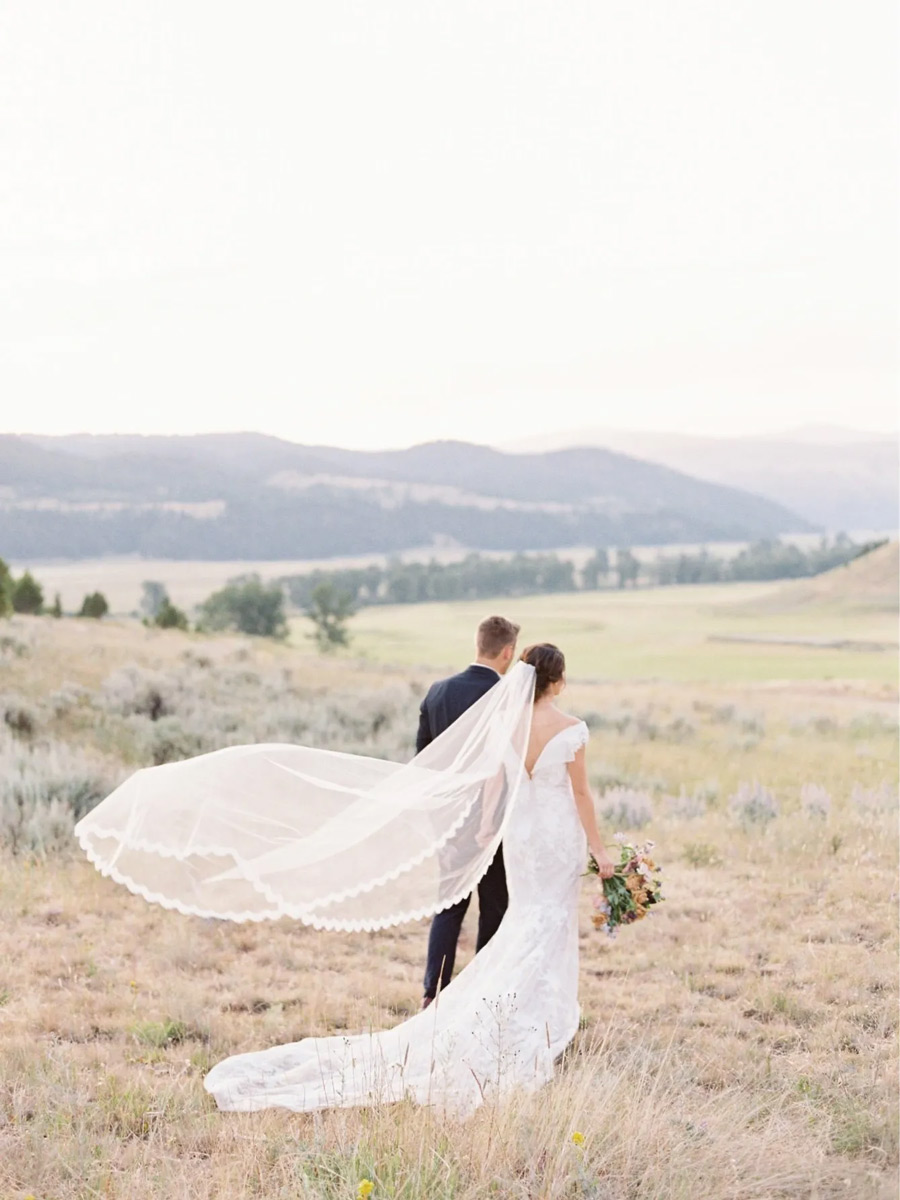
204 721 589 1117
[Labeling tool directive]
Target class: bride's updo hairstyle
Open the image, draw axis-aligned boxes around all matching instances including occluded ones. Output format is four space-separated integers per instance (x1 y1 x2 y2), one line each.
520 643 566 701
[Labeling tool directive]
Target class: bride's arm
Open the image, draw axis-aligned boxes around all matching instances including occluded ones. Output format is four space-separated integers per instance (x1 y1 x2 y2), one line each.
567 748 616 878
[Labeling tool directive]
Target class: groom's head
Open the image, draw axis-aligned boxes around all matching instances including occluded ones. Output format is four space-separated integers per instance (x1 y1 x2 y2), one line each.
475 615 520 675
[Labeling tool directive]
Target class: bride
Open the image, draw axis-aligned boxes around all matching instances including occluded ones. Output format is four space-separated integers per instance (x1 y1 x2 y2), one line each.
75 643 616 1118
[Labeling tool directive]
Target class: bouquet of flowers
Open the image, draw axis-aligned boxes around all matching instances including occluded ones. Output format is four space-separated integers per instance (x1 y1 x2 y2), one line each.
587 836 663 938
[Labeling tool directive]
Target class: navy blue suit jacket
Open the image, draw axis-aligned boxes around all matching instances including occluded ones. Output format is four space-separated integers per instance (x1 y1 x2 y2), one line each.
416 664 500 753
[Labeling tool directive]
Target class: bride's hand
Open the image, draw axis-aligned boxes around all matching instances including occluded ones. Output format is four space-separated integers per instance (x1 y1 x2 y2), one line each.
591 849 616 879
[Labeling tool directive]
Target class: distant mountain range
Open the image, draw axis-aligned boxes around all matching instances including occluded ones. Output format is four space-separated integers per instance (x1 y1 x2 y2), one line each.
501 425 898 530
1 432 813 562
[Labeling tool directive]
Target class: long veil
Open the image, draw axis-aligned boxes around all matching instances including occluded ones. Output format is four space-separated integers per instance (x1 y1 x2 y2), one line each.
74 661 535 929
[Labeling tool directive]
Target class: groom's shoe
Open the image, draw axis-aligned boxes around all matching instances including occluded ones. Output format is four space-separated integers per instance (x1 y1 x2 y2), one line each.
421 995 433 1010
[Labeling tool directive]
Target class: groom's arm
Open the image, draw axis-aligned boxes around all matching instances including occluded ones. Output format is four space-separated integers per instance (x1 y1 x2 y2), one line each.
415 698 433 755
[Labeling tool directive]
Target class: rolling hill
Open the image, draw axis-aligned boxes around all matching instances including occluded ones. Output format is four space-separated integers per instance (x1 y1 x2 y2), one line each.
502 425 898 530
1 432 812 561
752 540 899 612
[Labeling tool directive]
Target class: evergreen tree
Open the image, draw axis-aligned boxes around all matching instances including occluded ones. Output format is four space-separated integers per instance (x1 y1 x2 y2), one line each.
79 591 109 619
615 548 640 589
155 599 189 630
11 571 44 614
0 557 12 618
582 548 609 589
49 592 63 618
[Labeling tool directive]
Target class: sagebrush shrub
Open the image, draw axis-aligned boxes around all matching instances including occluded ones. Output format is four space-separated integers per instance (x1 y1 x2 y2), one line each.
0 730 118 853
851 782 897 813
101 665 179 721
799 783 831 819
664 789 707 820
729 781 778 829
1 694 39 739
0 632 31 660
599 787 653 830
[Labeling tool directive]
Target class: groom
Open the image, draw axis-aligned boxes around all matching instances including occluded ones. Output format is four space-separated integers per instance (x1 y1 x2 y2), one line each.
416 614 521 1008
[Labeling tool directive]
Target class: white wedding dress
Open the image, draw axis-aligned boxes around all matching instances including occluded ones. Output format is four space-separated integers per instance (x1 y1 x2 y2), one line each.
204 721 589 1118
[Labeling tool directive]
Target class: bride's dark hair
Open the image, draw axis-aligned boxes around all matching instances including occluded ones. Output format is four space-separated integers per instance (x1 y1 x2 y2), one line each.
520 643 565 701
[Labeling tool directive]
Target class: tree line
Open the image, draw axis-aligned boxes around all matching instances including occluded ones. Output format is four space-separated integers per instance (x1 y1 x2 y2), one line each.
1 536 885 652
280 537 878 611
0 559 108 620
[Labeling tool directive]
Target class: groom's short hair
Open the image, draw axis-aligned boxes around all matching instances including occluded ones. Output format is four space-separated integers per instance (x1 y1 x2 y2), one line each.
476 615 520 658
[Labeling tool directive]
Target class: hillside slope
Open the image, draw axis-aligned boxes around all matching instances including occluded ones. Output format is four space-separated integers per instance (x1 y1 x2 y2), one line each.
502 427 898 529
752 541 899 612
1 432 812 561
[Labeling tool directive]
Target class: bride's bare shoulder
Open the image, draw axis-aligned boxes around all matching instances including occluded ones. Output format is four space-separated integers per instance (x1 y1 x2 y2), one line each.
557 712 585 730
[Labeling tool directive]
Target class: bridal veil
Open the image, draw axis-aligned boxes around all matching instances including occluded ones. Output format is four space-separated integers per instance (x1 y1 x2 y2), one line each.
75 661 535 929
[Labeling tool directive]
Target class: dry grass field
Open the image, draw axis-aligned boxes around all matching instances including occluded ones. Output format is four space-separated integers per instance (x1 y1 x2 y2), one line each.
0 584 897 1198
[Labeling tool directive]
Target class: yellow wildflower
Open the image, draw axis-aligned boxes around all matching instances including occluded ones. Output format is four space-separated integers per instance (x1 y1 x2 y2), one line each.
571 1131 585 1146
358 1181 375 1198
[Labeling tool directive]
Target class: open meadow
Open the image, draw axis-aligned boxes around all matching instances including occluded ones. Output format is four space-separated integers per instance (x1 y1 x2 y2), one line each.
0 555 897 1198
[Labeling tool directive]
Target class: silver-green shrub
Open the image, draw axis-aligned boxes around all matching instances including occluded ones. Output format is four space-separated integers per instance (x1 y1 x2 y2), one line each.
599 787 653 830
799 783 831 819
729 781 778 828
0 729 120 854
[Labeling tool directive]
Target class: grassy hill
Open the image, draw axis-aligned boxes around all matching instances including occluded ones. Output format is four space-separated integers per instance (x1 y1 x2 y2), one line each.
331 578 898 685
752 540 899 612
1 432 812 561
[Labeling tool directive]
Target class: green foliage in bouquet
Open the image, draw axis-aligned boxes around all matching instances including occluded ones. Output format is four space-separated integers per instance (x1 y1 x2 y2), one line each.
587 837 663 939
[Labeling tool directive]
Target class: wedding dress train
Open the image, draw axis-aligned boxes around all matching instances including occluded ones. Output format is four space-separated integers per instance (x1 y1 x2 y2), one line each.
204 721 589 1117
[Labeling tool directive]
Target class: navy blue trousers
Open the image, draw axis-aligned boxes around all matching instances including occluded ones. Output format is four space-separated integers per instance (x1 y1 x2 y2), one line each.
422 845 508 1000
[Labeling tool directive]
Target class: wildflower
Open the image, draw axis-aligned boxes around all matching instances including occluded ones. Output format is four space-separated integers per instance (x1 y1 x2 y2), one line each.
572 1131 585 1146
358 1181 375 1198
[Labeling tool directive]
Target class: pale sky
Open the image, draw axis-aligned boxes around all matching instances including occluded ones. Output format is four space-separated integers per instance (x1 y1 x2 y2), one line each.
1 1 896 449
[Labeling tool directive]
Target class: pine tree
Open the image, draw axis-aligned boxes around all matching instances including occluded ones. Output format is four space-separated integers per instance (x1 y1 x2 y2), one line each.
11 571 44 614
0 558 12 618
155 600 189 630
79 591 109 619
